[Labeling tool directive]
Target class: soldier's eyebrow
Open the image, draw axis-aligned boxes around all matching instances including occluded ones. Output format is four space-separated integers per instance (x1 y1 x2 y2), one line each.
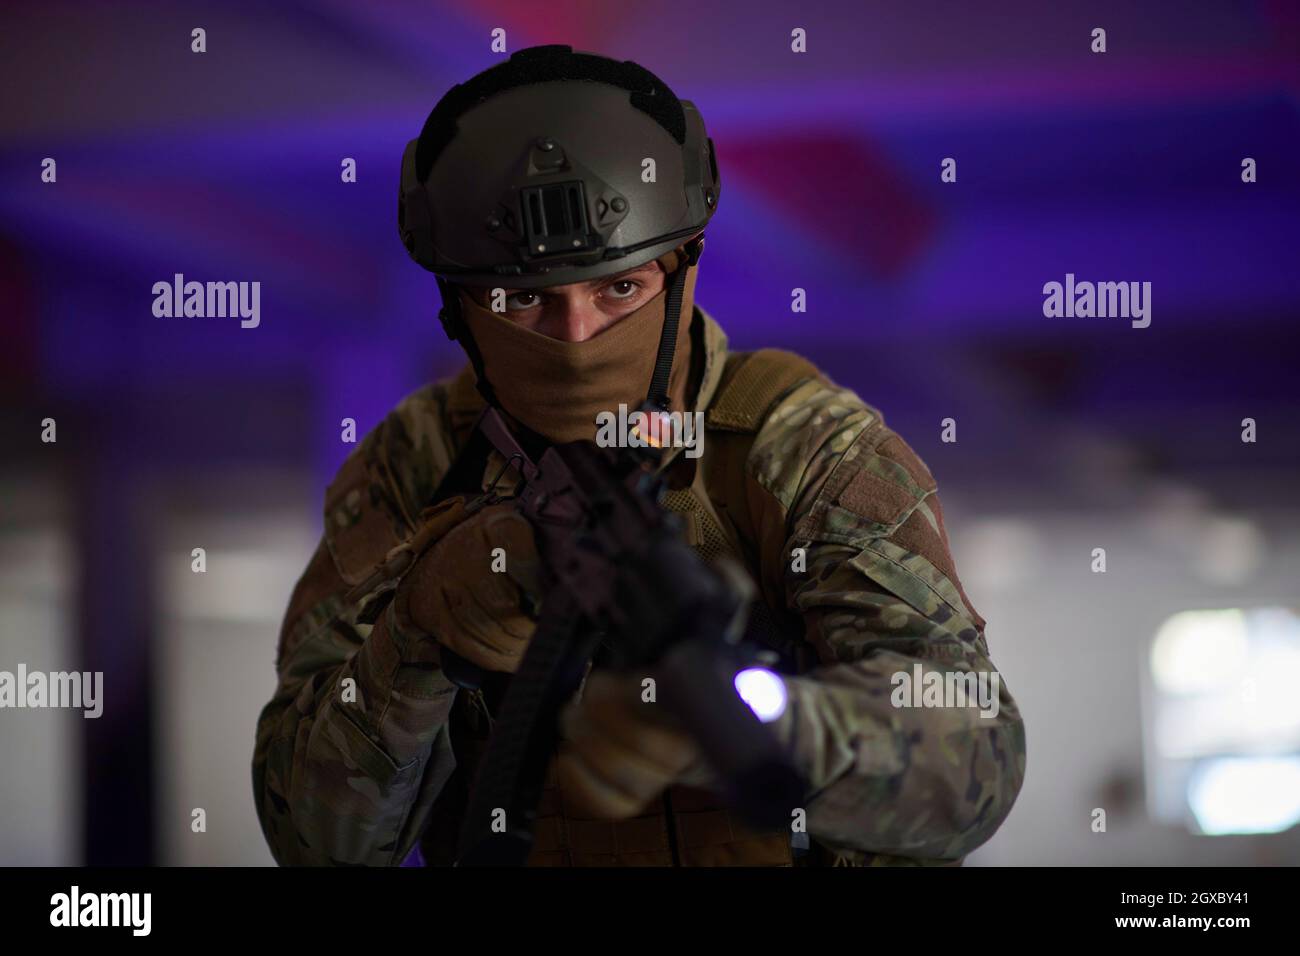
495 262 660 297
585 262 659 286
611 262 659 277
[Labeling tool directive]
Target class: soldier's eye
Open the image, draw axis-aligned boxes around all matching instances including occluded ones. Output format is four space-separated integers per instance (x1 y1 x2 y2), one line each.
505 292 541 311
604 280 640 300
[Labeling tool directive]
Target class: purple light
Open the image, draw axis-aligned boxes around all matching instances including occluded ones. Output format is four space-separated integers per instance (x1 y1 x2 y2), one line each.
734 667 788 723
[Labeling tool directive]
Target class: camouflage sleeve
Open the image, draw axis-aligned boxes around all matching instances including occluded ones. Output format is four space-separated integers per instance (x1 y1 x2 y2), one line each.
252 387 462 866
251 540 459 865
750 378 1027 864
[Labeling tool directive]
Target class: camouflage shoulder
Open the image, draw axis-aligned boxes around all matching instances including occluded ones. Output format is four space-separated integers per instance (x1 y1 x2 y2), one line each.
749 369 986 636
746 365 886 520
323 379 459 587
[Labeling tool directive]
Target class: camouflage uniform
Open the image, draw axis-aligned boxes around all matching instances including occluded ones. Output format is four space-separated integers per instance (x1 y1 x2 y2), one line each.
252 306 1026 866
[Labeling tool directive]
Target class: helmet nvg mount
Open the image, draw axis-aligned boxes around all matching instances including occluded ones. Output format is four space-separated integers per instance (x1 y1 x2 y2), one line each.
398 44 720 415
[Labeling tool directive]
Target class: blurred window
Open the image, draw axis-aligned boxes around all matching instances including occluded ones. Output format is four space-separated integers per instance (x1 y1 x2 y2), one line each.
1145 607 1300 834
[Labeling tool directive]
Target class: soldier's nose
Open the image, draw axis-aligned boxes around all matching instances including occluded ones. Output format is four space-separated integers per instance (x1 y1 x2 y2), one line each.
545 301 605 342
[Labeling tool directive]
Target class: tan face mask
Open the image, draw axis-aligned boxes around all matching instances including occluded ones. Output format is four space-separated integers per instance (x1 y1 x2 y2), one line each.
456 249 699 444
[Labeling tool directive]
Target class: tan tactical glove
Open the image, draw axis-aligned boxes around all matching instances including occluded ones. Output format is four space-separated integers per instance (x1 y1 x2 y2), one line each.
555 670 716 819
395 499 542 673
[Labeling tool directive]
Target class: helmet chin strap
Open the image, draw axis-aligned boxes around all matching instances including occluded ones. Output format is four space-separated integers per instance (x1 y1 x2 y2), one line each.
436 275 500 409
644 234 705 412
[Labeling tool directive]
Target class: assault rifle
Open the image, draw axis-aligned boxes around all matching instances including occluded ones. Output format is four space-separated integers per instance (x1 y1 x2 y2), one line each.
436 405 805 866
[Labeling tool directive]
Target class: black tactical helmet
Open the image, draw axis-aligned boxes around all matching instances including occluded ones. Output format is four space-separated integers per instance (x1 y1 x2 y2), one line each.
398 44 720 415
398 44 720 289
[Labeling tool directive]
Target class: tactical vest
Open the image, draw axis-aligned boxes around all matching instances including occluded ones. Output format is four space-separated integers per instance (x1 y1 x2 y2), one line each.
336 349 821 866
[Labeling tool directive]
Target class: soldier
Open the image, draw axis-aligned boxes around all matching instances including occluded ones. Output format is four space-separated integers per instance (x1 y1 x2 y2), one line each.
252 44 1025 866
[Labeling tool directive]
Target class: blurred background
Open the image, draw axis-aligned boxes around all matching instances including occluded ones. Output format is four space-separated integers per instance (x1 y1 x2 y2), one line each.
1 0 1298 866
